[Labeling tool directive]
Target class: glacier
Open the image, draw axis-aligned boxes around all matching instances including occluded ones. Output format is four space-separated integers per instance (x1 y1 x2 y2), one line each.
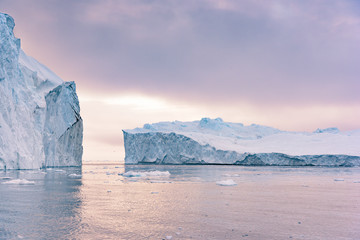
123 118 360 166
0 13 83 169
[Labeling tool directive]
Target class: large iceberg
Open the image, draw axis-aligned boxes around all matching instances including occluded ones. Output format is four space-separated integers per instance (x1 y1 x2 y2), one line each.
123 118 360 166
0 13 83 169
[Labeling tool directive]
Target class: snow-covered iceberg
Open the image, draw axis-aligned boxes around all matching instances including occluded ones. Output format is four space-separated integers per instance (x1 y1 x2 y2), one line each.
123 118 360 166
0 13 83 169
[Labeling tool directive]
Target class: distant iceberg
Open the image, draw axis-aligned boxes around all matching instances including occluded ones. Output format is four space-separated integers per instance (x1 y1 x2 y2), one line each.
0 13 83 169
123 118 360 166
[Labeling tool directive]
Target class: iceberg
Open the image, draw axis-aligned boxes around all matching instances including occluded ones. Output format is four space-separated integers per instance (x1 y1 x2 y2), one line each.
123 118 360 166
0 13 83 169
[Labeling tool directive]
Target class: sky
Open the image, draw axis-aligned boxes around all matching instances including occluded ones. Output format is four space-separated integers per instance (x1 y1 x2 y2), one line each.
1 0 360 162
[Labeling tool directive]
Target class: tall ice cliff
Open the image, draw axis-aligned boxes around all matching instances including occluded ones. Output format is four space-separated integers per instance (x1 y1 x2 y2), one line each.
0 13 83 169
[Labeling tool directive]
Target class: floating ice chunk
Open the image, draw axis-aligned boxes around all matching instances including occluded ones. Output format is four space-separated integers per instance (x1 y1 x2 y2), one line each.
222 173 241 177
334 178 344 181
122 171 145 177
122 171 170 178
2 179 35 185
165 236 172 240
216 179 237 186
0 177 12 180
68 173 82 179
54 169 65 173
353 180 360 183
150 180 172 183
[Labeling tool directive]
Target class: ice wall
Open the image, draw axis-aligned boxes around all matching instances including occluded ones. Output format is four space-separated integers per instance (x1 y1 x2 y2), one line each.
123 118 360 166
0 13 83 169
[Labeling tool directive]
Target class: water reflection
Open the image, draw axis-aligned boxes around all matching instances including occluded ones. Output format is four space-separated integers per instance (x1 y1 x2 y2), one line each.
0 168 83 239
1 165 360 239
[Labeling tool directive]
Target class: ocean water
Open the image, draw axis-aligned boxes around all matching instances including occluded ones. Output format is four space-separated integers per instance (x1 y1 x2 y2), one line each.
1 164 360 240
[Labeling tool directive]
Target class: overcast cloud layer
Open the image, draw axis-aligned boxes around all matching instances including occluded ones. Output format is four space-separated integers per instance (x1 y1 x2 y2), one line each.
1 0 360 161
2 0 360 106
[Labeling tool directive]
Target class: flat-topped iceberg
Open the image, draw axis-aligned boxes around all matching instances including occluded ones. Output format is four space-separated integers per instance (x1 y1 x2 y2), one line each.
0 13 83 169
123 118 360 166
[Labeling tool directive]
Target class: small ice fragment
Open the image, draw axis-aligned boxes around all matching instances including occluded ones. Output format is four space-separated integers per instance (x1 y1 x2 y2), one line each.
115 166 120 168
175 232 181 235
222 173 240 177
107 190 111 193
2 179 35 185
151 192 159 194
178 227 182 230
55 169 65 173
0 177 12 180
216 179 237 186
334 178 344 181
150 180 172 183
353 180 360 183
122 171 170 178
165 236 172 240
68 174 82 179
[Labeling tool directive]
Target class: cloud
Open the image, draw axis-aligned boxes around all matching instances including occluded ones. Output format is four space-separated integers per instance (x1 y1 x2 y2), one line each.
3 0 359 107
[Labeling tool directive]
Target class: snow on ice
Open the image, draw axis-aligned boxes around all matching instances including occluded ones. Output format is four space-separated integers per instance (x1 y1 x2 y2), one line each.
124 118 360 166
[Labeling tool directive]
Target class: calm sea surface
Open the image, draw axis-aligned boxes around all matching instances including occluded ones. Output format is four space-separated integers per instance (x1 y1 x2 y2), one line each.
1 164 360 240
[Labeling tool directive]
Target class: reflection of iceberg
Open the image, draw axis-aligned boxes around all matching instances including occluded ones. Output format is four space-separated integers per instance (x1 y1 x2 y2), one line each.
123 118 360 166
0 169 83 239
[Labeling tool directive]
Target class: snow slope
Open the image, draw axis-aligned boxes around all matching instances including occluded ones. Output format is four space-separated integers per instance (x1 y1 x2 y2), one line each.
0 13 83 169
123 118 360 166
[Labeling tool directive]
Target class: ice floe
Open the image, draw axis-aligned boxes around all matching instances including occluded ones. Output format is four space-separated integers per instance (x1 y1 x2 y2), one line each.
122 171 170 178
2 179 35 185
68 174 82 179
216 179 237 186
